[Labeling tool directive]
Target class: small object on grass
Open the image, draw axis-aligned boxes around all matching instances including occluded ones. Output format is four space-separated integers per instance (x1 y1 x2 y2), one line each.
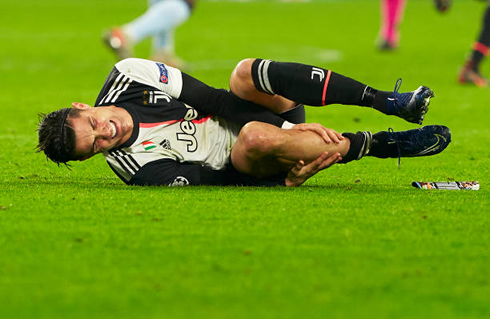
412 181 479 190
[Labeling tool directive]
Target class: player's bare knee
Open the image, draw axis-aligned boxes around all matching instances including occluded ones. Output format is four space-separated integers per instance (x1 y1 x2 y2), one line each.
230 59 255 96
233 59 254 79
238 121 270 156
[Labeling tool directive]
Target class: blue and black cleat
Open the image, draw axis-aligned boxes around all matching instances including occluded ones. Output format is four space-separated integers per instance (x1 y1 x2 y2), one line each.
372 125 451 159
386 79 434 125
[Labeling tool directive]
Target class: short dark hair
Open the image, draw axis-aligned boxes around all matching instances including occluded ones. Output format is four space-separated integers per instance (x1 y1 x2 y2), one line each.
37 108 83 165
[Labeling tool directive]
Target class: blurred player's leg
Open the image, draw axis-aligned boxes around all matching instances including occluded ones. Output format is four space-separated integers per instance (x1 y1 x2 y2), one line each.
458 5 490 87
378 0 406 51
102 28 134 61
149 30 186 68
230 59 433 125
103 0 191 66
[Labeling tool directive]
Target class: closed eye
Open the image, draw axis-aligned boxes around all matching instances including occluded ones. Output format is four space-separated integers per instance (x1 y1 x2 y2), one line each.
89 117 97 153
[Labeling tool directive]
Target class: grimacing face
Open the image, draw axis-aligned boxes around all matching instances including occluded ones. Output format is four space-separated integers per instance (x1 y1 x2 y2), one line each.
68 103 134 160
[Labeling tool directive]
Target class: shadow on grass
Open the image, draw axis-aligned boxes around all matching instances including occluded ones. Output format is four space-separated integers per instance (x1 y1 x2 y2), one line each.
2 177 397 192
4 173 474 195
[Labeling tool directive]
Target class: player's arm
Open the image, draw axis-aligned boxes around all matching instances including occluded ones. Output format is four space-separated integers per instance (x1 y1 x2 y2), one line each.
115 58 291 128
128 151 338 187
129 159 230 186
128 159 286 186
178 73 291 127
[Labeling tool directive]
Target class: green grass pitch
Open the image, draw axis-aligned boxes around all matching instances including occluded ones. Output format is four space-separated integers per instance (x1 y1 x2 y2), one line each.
1 0 489 318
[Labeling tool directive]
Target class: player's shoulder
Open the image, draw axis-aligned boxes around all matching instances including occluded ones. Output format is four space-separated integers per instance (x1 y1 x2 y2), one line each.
115 58 158 74
116 57 151 66
114 58 182 96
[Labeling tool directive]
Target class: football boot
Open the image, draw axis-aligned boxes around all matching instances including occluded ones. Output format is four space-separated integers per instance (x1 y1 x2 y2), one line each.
371 125 451 159
386 79 434 125
458 60 488 88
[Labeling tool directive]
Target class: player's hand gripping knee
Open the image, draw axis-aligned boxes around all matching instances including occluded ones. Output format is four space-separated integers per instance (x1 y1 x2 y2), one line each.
285 151 342 187
291 123 344 144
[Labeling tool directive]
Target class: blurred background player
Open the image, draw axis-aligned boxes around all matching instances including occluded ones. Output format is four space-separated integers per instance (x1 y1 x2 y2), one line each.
377 0 406 50
458 2 490 87
377 0 451 51
103 0 195 68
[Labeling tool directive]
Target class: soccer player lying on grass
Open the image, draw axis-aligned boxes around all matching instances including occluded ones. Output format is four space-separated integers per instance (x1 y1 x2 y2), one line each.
37 58 451 187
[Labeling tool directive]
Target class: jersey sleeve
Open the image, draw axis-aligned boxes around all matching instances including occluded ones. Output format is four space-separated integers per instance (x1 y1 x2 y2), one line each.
114 58 289 127
128 159 231 186
127 159 286 187
115 58 184 98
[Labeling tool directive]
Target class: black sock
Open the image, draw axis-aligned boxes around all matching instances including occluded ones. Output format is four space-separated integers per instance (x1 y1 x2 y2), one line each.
340 130 398 163
251 59 393 115
470 51 485 71
338 131 367 164
478 6 490 47
251 58 366 106
372 90 392 114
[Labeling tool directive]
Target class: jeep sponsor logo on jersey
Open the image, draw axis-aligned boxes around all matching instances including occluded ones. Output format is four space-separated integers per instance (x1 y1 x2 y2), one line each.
156 62 169 84
176 106 199 152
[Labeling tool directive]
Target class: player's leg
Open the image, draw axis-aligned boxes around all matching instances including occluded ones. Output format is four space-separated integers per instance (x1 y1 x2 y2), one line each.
458 4 490 87
230 58 433 125
230 59 298 115
230 121 350 178
149 29 187 68
103 0 191 62
377 0 406 50
231 122 451 178
124 0 190 48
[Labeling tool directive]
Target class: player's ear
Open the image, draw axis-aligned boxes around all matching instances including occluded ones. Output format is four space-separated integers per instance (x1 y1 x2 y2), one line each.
72 102 92 110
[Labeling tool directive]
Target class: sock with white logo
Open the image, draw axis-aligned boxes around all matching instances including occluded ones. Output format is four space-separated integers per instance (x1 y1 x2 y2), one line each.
251 59 395 115
251 59 368 106
337 131 371 164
